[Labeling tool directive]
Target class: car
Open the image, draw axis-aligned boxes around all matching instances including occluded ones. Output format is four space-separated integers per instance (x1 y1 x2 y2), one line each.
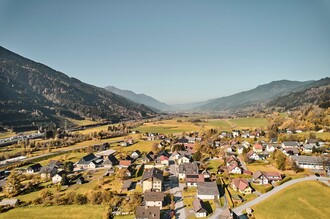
315 173 320 177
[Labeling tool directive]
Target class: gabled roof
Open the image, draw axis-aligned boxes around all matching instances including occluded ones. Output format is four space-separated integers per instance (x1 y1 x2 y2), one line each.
119 160 131 167
142 168 163 181
253 144 263 150
192 197 207 213
197 181 219 196
103 155 119 165
135 206 160 219
122 179 132 190
77 153 97 165
27 163 42 171
282 141 299 147
253 170 281 180
232 178 249 191
178 162 199 174
144 191 164 202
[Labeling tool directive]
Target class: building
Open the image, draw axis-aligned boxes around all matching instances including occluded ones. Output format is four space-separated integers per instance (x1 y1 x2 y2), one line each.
178 162 199 180
144 191 164 208
52 170 67 184
76 153 97 169
253 170 282 185
26 163 42 173
142 167 163 192
135 206 160 219
193 197 208 218
231 178 252 194
197 181 220 200
292 155 329 170
186 174 205 187
253 144 263 153
282 141 299 149
103 155 119 168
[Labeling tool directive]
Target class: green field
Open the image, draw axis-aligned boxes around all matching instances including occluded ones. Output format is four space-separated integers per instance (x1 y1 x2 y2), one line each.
203 120 233 131
0 205 106 219
228 118 268 129
136 120 202 134
253 181 330 219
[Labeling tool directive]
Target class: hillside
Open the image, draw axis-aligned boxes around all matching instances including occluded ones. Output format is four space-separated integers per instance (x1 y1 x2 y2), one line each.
195 80 314 112
0 46 155 130
268 77 330 110
105 86 173 111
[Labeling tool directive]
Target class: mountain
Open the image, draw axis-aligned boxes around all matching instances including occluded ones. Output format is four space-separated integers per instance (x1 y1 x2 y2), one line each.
0 46 155 130
268 77 330 110
105 86 173 111
195 80 315 112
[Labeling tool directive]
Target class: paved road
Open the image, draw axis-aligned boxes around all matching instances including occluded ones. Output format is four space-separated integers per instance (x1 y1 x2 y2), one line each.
233 176 330 216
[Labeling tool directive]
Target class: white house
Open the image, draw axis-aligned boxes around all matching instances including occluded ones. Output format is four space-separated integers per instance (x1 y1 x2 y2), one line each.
197 182 220 200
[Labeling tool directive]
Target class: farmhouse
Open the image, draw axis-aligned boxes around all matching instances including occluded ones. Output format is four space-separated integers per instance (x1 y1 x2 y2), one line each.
197 181 220 200
292 155 329 170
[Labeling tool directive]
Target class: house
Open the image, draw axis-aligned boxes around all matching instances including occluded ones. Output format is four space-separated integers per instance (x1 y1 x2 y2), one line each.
76 153 97 169
305 139 319 145
282 141 299 149
253 170 282 185
142 167 163 192
186 174 204 187
246 151 262 161
0 198 19 207
48 160 62 168
202 169 211 179
144 191 164 208
135 206 160 219
237 145 244 154
87 159 103 169
283 147 299 156
231 178 252 194
232 130 240 138
158 155 169 166
178 162 199 180
144 151 156 163
242 140 250 149
253 144 263 153
177 154 191 164
119 160 132 168
76 176 84 185
26 163 42 173
227 162 242 174
121 179 132 192
40 165 58 179
125 165 135 177
96 149 116 159
197 181 220 200
265 144 275 153
52 170 67 184
131 150 142 159
193 197 208 218
301 144 314 153
292 155 329 170
121 139 133 147
103 155 119 167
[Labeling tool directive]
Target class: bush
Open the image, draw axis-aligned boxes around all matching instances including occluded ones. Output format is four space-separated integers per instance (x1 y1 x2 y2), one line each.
74 193 87 205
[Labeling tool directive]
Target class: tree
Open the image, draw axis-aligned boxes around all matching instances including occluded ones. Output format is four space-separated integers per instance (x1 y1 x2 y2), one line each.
60 174 68 186
4 171 21 197
63 161 74 173
192 150 202 161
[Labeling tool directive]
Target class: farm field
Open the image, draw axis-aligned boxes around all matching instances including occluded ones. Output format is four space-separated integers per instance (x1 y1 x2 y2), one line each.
136 120 202 134
0 205 106 219
228 117 268 129
114 140 161 153
253 181 330 219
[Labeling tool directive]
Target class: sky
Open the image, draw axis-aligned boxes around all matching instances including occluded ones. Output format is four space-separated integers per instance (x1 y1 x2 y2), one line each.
1 0 330 104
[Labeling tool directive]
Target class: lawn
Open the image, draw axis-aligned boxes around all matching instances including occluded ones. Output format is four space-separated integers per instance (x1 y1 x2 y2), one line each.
136 120 201 134
228 118 268 129
0 205 106 219
208 159 223 172
253 181 330 219
246 163 281 174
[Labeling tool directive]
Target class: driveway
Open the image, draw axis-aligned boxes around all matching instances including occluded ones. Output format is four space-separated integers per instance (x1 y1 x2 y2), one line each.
232 176 330 216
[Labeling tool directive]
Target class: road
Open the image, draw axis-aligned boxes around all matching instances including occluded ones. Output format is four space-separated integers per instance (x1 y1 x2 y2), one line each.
232 176 330 216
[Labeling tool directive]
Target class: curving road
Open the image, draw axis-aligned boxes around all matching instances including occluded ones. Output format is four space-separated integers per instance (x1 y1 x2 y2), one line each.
232 176 330 216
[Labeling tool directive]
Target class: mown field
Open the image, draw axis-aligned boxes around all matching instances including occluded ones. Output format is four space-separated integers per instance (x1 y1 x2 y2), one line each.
253 181 330 219
136 120 202 134
0 205 106 219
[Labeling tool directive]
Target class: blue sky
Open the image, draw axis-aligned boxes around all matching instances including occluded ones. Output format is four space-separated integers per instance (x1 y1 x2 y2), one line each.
1 0 330 104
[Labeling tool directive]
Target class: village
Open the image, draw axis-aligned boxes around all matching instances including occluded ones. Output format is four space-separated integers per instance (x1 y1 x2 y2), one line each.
0 118 329 219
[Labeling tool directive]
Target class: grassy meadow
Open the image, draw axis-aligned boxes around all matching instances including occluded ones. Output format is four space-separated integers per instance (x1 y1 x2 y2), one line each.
0 205 106 219
253 181 330 219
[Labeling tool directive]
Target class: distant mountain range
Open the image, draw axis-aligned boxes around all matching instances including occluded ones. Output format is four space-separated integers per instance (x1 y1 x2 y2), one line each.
0 46 155 130
105 86 173 112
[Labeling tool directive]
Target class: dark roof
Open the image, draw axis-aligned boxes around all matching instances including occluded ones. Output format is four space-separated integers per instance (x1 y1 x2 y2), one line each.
142 168 163 181
55 170 67 177
197 181 219 196
144 191 164 202
178 162 199 174
27 163 42 171
48 160 62 167
77 153 96 165
282 141 299 147
40 165 58 176
103 155 119 166
136 206 160 219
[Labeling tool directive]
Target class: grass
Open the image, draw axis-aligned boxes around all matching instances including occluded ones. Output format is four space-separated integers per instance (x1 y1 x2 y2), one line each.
208 159 223 172
113 215 134 219
136 120 202 134
253 181 330 219
66 118 98 126
0 205 106 219
246 163 281 174
202 119 233 131
0 132 16 139
114 140 161 153
228 117 268 129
